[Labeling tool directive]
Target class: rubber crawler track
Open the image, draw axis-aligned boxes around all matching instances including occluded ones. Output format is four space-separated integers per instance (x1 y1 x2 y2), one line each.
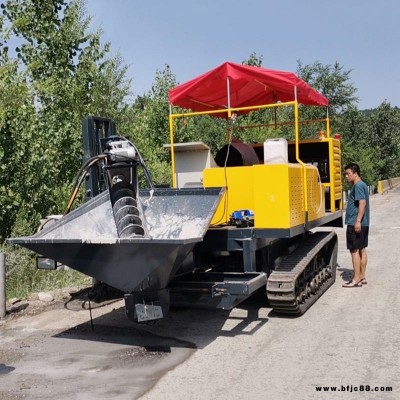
266 231 338 315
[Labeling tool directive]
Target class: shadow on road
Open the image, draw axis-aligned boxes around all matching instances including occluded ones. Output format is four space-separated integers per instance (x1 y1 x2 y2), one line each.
337 265 353 283
55 291 270 352
0 364 15 375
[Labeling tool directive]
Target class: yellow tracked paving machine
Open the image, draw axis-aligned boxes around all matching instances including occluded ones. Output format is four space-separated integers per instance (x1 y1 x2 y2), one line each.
8 62 343 322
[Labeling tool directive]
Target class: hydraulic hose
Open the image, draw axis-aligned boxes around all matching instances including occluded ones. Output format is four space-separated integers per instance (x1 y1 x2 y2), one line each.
63 154 107 215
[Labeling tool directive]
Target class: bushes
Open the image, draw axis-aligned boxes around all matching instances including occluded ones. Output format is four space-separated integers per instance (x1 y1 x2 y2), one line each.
1 202 89 300
1 243 90 301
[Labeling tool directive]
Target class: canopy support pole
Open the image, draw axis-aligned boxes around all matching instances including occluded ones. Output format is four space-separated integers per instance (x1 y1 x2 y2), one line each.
169 104 177 188
293 86 309 227
326 107 330 137
226 76 231 113
226 76 233 141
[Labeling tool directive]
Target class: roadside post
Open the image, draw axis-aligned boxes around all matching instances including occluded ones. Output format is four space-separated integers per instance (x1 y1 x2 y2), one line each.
0 252 5 318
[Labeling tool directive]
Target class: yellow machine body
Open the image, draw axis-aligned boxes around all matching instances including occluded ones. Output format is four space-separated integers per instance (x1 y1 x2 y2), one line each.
321 137 342 213
203 138 342 229
204 136 342 229
204 163 324 229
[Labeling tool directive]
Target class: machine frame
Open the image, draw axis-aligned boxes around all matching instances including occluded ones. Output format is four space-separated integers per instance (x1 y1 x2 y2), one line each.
8 63 344 322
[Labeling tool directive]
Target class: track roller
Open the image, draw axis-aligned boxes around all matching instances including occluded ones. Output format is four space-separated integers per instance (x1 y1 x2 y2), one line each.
266 231 338 315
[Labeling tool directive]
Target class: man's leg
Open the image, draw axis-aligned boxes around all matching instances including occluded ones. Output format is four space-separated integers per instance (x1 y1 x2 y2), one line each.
360 248 367 281
350 249 362 283
344 226 363 286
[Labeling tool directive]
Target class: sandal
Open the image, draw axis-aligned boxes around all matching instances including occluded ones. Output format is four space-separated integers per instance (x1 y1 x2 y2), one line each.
361 279 367 285
342 280 363 288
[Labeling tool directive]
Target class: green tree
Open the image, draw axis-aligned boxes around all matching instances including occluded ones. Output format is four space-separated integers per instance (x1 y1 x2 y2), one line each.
0 0 132 299
363 102 400 180
341 141 379 187
0 60 36 237
296 60 358 116
242 52 263 67
0 0 131 239
121 65 178 185
289 61 358 140
337 102 400 187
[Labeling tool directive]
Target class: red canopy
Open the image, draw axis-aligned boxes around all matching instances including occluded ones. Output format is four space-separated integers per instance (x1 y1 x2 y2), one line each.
169 61 328 113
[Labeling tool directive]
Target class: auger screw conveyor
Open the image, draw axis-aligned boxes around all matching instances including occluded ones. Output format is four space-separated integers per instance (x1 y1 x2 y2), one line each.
8 62 344 324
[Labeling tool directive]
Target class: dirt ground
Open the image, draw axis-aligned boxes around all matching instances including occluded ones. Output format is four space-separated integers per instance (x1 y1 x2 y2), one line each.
3 285 121 321
4 287 88 321
0 287 196 400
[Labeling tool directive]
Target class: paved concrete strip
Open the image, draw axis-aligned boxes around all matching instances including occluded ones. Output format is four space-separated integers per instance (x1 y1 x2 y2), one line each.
140 187 400 400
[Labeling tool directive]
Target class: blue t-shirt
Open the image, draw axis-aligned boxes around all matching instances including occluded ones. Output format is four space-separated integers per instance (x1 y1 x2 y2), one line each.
345 181 370 226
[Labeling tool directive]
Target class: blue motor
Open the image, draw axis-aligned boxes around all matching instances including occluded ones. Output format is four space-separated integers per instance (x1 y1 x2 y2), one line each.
230 209 254 227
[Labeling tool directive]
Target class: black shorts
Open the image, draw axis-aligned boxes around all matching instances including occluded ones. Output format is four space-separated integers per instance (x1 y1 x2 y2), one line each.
346 225 369 250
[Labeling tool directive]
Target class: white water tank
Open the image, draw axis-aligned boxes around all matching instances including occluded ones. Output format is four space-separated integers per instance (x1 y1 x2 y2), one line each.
263 138 288 164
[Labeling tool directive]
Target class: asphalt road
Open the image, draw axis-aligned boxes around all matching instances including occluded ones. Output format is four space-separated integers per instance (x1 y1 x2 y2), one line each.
1 186 399 400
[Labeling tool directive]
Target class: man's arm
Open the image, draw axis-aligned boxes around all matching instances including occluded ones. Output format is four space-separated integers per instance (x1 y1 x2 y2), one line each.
355 199 366 233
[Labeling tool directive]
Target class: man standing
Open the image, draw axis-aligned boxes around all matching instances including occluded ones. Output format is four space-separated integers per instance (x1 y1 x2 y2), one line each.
343 163 370 287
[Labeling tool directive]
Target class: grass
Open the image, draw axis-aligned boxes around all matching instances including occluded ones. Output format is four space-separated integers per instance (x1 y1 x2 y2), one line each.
1 244 90 301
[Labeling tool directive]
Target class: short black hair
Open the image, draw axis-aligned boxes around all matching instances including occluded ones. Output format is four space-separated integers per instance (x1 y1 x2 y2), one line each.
344 163 361 176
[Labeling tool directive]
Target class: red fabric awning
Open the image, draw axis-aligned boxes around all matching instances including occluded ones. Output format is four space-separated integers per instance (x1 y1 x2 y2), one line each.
169 62 328 114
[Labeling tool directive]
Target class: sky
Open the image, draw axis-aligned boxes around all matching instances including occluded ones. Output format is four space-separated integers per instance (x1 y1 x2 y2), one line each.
86 0 399 110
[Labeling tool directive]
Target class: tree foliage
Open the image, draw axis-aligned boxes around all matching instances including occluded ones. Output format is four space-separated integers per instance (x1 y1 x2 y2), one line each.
242 52 263 67
0 0 131 240
297 60 358 116
338 102 400 184
120 65 178 185
295 61 400 184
